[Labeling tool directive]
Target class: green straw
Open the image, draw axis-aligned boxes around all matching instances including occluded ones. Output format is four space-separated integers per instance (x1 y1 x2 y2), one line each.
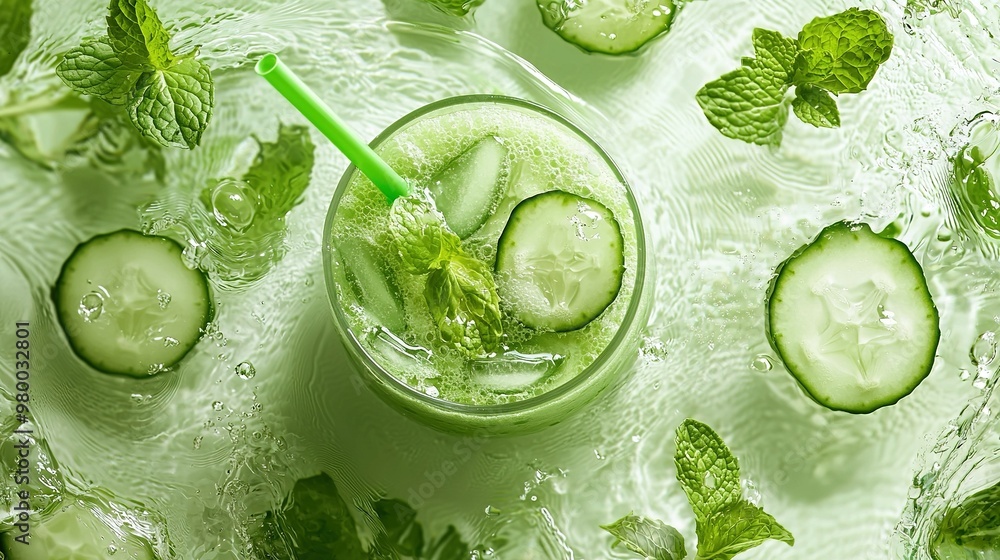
255 53 410 203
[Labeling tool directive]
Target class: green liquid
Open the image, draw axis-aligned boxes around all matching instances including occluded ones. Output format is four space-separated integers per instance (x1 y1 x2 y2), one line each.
325 96 646 432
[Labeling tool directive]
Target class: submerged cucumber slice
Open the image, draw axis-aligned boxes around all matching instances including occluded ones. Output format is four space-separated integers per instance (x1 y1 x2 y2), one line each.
53 230 212 378
428 136 508 239
767 222 940 413
338 238 406 333
496 191 625 332
1 501 154 560
537 0 679 55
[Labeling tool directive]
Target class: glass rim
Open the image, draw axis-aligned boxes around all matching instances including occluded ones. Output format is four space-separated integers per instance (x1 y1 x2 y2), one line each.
322 94 647 416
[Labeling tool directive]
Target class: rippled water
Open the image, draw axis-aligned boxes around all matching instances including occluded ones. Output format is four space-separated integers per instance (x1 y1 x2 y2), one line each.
1 0 1000 558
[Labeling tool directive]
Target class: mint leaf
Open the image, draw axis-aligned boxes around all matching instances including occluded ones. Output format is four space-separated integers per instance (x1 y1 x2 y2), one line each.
792 85 840 128
932 481 1000 558
424 254 502 356
426 0 486 16
57 38 141 105
0 0 32 78
106 0 173 68
695 501 794 560
601 514 686 560
56 0 214 150
425 526 471 560
696 29 797 146
252 472 365 560
389 194 461 274
751 28 798 81
793 8 893 94
372 499 425 557
674 419 742 520
127 54 213 149
242 124 316 215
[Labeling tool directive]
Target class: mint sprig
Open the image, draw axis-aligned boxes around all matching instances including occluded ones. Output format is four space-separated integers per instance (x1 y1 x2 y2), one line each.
604 419 793 560
389 193 503 357
56 0 214 149
602 514 686 560
0 0 33 78
697 8 893 145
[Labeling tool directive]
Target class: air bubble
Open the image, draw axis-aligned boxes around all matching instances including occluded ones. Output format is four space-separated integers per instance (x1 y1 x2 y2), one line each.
750 354 773 372
193 436 203 449
78 292 104 322
157 290 171 309
212 401 224 411
211 179 257 232
970 331 997 366
235 361 256 380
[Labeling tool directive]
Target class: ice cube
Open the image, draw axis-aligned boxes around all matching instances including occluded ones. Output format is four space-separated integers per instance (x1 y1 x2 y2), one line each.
470 351 565 395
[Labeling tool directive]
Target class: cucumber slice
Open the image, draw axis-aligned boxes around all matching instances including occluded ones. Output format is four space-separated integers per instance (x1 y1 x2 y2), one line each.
338 238 406 333
53 230 212 378
766 222 940 414
1 501 155 560
496 191 625 332
537 0 679 55
428 136 508 239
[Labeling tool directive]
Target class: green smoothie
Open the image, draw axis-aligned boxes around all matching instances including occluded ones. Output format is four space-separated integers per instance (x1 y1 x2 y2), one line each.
323 96 648 434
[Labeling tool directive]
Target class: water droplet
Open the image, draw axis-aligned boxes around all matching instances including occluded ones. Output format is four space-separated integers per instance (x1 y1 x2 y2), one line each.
193 436 203 449
631 435 641 443
157 290 171 309
235 361 256 380
529 495 538 502
971 331 997 366
212 401 224 411
750 354 773 372
960 369 972 380
704 472 717 489
936 226 953 243
78 292 104 322
211 179 257 232
108 544 118 555
485 505 500 516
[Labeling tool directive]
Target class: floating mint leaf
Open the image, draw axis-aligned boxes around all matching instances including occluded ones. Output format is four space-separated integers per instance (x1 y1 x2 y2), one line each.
698 9 892 145
0 0 33 78
793 8 893 95
106 0 173 68
932 481 1000 558
389 194 462 274
372 499 425 557
695 500 794 560
242 124 316 215
425 526 472 560
57 0 214 150
601 513 686 560
127 55 213 149
425 0 486 16
696 28 796 146
751 28 798 81
57 37 141 105
251 473 366 560
674 419 742 521
425 253 502 356
792 85 840 128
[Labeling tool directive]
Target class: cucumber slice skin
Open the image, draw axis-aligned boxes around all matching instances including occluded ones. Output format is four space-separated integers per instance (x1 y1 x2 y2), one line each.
766 222 940 414
495 190 625 332
537 0 680 56
52 230 213 379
